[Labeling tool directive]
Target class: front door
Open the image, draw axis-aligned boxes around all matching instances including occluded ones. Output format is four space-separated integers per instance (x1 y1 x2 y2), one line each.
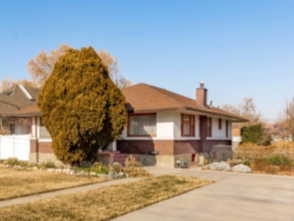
199 115 207 152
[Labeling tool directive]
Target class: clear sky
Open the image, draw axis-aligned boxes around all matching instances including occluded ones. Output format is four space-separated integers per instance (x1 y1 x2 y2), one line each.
0 0 294 122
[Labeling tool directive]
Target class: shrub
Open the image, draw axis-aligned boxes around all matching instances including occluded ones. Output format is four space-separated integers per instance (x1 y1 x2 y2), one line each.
235 143 275 160
110 162 123 174
122 155 151 177
2 158 32 167
38 47 128 165
236 142 294 160
250 155 293 173
250 159 267 171
241 124 271 145
124 155 141 168
38 161 57 169
123 167 151 177
4 158 19 166
90 162 109 174
264 155 292 166
17 161 31 167
264 165 280 174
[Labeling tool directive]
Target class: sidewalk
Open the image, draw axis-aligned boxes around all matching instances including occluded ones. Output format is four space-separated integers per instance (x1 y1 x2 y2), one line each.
0 178 140 208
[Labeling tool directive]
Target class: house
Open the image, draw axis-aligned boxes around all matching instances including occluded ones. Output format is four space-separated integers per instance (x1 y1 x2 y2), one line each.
0 82 246 167
0 85 38 134
232 127 242 149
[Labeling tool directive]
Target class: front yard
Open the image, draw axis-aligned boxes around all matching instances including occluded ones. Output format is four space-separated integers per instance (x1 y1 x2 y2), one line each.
0 166 106 200
0 175 210 221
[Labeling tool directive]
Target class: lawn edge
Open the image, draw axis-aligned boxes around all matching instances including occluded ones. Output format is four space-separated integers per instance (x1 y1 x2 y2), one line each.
0 177 111 202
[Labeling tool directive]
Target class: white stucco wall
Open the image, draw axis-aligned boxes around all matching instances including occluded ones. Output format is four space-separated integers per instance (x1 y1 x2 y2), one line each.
207 117 231 140
121 111 201 140
156 111 176 139
120 111 233 141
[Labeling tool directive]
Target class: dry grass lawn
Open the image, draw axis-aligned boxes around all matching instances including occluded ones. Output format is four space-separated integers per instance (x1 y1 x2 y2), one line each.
0 167 107 200
0 175 210 221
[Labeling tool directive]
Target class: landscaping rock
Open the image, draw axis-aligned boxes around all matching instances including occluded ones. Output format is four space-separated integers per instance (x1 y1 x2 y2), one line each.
46 168 56 173
232 164 252 173
207 161 231 171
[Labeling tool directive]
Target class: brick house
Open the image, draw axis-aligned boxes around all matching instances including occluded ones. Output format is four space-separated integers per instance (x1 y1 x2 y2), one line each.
0 82 246 167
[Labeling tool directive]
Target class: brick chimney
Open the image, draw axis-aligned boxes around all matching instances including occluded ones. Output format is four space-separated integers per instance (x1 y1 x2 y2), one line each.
196 81 207 106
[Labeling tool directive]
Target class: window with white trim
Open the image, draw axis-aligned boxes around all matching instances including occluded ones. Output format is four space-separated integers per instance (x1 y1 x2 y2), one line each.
181 114 195 137
39 117 51 138
128 113 156 137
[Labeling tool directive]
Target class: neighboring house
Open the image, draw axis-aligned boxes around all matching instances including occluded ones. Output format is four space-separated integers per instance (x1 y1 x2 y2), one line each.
0 85 38 134
0 82 246 167
232 127 242 149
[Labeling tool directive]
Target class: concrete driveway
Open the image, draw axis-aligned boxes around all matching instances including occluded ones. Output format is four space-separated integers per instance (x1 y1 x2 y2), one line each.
113 168 294 221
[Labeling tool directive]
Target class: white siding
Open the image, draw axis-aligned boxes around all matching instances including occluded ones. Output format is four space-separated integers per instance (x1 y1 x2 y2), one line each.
0 135 31 161
208 117 231 140
120 111 232 141
120 111 200 140
156 111 175 139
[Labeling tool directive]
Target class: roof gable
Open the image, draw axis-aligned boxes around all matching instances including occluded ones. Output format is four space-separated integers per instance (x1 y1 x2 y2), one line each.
0 84 39 115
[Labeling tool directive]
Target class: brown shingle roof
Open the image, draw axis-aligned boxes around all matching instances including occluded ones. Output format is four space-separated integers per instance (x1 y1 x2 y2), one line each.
0 101 19 115
0 85 38 116
7 83 247 122
9 104 41 117
122 83 247 122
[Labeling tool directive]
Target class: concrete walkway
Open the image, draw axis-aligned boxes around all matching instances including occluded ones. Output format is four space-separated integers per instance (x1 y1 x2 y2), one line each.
0 178 139 208
113 168 294 221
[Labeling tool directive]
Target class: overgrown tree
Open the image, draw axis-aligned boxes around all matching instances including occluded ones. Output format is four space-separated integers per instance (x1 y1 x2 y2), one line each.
27 44 71 86
222 97 261 124
0 79 37 94
284 98 294 140
38 47 128 165
98 50 132 88
0 79 14 93
28 45 132 88
239 97 261 123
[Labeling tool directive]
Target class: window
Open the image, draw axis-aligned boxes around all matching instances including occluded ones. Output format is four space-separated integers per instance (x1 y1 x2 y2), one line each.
181 114 195 137
207 117 212 137
128 113 156 137
218 118 222 130
39 117 51 138
225 120 230 137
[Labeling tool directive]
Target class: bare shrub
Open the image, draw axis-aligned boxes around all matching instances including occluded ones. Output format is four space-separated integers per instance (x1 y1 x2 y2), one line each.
123 155 151 177
235 142 294 160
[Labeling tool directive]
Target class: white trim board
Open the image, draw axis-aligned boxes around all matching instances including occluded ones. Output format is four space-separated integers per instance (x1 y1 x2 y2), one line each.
18 85 33 100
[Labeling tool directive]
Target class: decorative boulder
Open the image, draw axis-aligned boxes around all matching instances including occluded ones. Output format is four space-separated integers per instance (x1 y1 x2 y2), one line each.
207 161 231 171
232 164 252 173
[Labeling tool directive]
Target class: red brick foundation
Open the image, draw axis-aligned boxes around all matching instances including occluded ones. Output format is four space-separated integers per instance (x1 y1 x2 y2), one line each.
117 139 231 155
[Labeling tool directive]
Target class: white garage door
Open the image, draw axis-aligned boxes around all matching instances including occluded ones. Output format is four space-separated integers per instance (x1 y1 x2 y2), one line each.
0 135 30 161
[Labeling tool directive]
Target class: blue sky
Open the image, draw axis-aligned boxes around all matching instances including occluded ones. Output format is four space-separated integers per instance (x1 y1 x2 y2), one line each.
0 0 294 121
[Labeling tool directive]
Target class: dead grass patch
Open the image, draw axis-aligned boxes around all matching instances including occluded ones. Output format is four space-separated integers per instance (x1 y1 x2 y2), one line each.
0 167 107 200
235 142 294 160
0 175 210 221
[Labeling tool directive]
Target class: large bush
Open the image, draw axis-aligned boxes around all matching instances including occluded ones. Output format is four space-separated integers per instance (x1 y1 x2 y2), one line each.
241 124 271 145
38 47 127 165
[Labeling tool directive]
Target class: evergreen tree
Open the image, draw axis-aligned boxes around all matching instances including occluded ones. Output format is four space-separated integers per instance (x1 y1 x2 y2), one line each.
38 47 127 165
241 124 271 145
